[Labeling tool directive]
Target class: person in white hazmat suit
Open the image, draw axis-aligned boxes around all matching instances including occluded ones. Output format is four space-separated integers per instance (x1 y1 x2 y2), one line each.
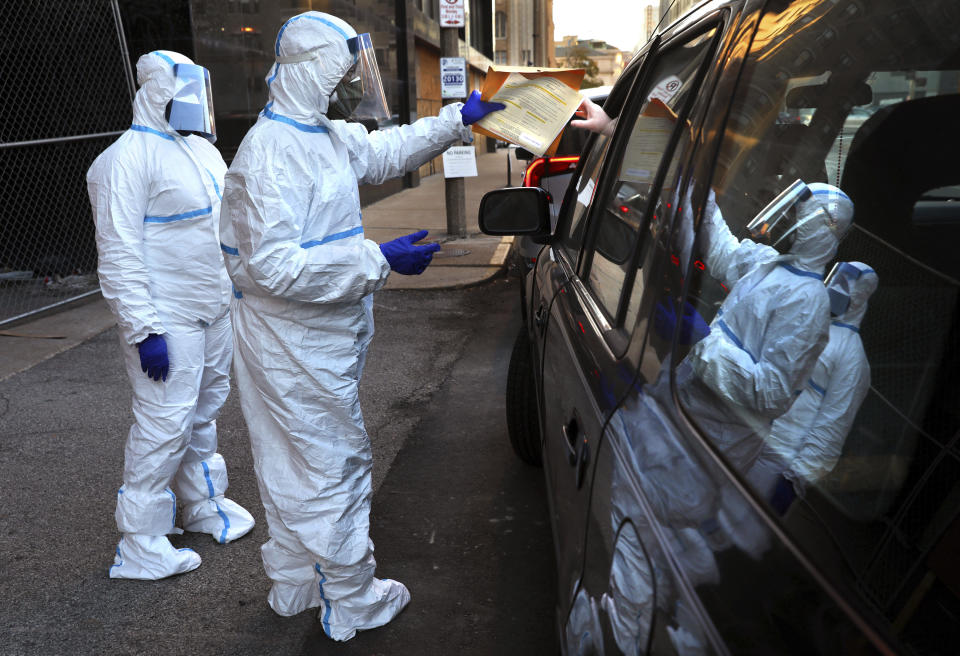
748 261 878 513
675 180 855 474
217 12 503 640
86 50 255 580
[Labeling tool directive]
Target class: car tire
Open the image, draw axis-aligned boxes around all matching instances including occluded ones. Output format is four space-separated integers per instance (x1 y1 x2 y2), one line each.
506 329 543 466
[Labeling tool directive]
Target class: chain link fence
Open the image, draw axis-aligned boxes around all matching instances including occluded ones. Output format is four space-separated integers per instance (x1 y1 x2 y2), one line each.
1 0 134 327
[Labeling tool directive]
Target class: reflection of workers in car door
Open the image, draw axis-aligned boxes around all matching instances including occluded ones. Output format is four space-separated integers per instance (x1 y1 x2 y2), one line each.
676 181 854 473
748 261 878 513
573 96 857 475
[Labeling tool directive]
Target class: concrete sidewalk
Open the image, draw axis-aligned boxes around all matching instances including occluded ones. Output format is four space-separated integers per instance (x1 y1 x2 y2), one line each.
0 148 516 382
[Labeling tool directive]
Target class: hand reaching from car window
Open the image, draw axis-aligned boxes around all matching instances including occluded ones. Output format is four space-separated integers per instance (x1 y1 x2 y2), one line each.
571 96 615 136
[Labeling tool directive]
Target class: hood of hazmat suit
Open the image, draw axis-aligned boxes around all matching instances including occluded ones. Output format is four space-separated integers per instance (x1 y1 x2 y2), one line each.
219 11 470 639
87 50 253 580
676 183 853 472
749 262 878 496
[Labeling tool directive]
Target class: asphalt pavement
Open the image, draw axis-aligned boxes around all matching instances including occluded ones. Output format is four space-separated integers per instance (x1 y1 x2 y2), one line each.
0 149 558 654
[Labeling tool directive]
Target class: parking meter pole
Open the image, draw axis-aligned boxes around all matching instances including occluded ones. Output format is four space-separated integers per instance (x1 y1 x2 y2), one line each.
441 26 467 238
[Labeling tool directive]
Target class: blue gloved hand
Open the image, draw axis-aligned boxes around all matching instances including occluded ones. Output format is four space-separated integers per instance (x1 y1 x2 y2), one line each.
379 230 442 275
653 298 711 346
460 90 506 126
138 333 169 382
770 474 797 515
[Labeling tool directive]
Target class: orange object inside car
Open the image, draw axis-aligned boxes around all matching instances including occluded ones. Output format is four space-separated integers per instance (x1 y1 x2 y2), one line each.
522 156 580 188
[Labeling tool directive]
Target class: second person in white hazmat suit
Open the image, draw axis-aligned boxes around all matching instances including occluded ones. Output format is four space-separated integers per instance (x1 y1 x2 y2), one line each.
86 50 254 580
676 181 855 473
748 261 878 511
218 12 503 640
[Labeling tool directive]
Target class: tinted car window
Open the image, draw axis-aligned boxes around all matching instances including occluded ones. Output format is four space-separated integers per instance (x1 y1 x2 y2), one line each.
584 28 717 324
677 2 960 651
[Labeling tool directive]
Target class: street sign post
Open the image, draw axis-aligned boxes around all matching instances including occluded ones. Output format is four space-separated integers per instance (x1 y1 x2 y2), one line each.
439 0 465 28
440 2 466 237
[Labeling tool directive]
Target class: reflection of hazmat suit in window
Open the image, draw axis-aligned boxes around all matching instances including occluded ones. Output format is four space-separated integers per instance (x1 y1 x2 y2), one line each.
748 262 878 506
564 387 719 655
677 182 855 473
218 12 494 641
86 50 254 580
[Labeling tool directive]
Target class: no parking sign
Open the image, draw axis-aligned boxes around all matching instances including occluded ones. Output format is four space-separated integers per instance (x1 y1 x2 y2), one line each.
440 0 465 28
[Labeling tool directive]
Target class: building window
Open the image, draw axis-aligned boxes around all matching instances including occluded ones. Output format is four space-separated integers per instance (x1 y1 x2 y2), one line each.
495 11 506 39
495 50 507 65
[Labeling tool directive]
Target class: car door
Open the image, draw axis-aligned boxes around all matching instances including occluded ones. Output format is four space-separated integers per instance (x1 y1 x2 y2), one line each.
567 8 742 653
535 16 727 624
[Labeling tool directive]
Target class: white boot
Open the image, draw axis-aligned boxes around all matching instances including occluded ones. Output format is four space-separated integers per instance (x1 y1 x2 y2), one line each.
109 534 201 580
322 578 411 642
182 496 255 544
175 455 255 543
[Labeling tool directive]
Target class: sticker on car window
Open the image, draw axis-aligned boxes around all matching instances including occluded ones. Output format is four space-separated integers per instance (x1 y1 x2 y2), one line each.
647 75 684 104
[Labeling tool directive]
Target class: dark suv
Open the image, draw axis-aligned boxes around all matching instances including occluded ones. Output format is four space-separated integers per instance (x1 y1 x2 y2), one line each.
480 1 960 654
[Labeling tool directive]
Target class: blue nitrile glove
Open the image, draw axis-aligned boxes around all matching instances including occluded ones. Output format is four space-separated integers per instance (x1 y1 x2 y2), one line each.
460 90 506 126
770 474 798 516
379 230 442 275
653 298 711 346
137 333 169 382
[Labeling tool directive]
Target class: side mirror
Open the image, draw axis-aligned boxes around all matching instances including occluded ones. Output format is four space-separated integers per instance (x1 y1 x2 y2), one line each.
479 187 552 241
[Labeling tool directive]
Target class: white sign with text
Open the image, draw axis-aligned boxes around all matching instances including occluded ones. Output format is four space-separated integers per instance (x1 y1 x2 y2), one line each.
440 57 467 99
443 146 478 178
439 0 465 27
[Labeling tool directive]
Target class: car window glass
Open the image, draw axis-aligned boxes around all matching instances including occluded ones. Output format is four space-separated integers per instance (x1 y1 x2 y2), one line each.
585 28 717 324
560 130 615 259
558 65 640 264
674 3 960 651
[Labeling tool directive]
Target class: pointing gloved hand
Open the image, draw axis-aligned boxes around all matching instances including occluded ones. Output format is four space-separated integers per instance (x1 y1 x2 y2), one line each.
460 90 506 126
138 333 169 382
379 229 442 275
653 297 711 346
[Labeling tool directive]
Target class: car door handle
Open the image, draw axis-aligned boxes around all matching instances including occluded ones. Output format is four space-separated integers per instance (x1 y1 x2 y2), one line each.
561 417 590 490
561 419 578 466
534 302 547 330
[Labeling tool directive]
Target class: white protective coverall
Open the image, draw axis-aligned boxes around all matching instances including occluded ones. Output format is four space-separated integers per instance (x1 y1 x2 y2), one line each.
87 50 254 580
748 262 878 498
676 184 854 473
218 12 472 639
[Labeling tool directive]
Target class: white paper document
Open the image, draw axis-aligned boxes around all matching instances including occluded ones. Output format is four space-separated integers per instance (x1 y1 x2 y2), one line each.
475 74 582 157
443 146 478 178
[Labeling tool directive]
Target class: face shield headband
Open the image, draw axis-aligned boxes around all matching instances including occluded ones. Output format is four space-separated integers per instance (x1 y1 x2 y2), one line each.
746 179 812 254
824 261 875 317
276 33 390 123
165 63 216 142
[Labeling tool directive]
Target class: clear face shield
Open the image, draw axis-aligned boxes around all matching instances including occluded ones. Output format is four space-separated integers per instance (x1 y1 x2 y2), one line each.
745 179 813 254
165 63 216 142
824 261 872 317
328 33 390 123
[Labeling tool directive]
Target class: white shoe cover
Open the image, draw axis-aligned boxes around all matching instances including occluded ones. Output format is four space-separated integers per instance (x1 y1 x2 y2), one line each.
182 496 255 544
108 534 201 580
322 578 411 642
268 580 323 617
